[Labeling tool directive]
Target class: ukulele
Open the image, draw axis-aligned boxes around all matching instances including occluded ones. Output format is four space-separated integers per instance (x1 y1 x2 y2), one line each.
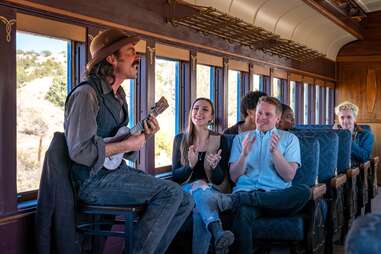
103 96 169 170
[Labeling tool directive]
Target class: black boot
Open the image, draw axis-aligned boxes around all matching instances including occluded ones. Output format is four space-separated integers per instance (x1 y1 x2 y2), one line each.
208 221 234 254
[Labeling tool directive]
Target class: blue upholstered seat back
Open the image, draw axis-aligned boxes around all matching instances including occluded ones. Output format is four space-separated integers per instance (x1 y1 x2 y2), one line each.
295 128 352 174
333 129 352 173
292 130 338 183
296 124 333 129
292 136 320 187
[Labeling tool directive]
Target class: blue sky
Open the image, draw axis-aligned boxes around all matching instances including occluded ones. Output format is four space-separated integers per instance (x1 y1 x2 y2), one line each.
16 31 68 53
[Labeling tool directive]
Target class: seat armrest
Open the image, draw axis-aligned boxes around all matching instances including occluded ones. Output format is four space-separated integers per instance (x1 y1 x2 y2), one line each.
330 173 347 189
311 183 327 200
347 167 360 177
360 161 371 173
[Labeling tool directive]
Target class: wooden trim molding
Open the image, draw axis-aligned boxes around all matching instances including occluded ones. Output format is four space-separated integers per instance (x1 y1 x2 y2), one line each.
0 15 15 42
302 76 314 84
288 73 302 82
0 210 35 225
315 79 325 87
325 81 335 88
271 68 288 80
229 59 249 72
197 52 223 67
156 43 189 61
16 12 86 42
252 64 270 76
337 55 381 62
302 0 364 39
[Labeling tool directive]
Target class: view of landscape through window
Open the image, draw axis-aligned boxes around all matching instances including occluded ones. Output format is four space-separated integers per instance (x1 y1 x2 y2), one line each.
16 31 68 193
155 58 179 168
228 70 239 127
196 64 212 99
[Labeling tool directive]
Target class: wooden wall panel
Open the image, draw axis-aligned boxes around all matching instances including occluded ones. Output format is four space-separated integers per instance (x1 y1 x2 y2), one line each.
337 63 381 183
337 62 381 121
337 9 381 182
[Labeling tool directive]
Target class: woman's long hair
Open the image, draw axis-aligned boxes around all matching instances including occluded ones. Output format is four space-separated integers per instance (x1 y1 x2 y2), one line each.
180 97 215 165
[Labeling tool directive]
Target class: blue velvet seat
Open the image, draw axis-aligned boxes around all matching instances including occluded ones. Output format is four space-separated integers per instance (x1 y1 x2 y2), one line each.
251 136 326 254
292 130 341 254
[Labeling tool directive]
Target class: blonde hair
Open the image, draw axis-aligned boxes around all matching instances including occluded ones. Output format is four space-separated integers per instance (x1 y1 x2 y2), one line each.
335 101 359 118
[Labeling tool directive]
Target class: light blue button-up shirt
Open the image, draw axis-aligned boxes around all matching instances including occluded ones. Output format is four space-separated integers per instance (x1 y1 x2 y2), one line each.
229 128 301 193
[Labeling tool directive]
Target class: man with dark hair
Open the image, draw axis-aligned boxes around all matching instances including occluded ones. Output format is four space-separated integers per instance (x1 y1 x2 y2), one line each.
64 29 193 254
223 96 310 254
223 91 267 135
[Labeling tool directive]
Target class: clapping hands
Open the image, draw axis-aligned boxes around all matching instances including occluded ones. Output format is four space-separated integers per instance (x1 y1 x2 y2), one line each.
270 133 280 153
242 132 256 157
188 145 198 168
206 149 222 169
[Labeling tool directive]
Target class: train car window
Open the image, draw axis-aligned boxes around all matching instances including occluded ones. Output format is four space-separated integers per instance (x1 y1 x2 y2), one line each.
326 87 331 124
290 81 296 112
16 31 69 193
227 70 240 127
197 64 214 101
155 58 180 168
303 83 309 124
272 77 282 100
121 79 136 167
315 85 320 124
253 74 262 91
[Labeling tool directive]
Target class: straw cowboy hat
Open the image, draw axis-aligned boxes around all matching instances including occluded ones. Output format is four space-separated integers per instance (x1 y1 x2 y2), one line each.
86 29 139 71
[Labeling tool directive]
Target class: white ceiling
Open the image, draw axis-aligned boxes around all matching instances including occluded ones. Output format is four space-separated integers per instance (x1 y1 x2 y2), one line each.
183 0 357 61
355 0 381 12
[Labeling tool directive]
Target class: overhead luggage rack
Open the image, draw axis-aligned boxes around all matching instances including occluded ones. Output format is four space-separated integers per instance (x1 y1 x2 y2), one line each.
167 0 326 62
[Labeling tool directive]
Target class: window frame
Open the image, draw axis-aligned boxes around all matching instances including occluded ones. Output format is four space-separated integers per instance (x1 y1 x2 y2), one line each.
15 30 75 199
227 69 241 127
153 56 182 170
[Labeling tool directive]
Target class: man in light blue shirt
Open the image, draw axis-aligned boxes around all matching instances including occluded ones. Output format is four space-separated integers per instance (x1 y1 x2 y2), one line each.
228 96 311 254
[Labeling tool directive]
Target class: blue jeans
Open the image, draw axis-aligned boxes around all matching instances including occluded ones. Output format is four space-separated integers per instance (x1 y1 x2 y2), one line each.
183 182 224 254
232 184 311 254
76 167 194 254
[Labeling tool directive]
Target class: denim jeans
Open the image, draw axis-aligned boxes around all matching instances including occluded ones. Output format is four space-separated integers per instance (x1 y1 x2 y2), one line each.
183 181 224 254
76 167 194 254
232 184 311 254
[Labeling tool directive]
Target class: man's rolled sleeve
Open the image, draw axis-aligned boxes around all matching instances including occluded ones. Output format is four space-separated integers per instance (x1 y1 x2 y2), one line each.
64 85 105 171
284 134 301 167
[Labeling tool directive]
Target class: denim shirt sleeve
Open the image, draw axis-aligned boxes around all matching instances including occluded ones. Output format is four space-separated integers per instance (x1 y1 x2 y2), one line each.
283 133 301 167
64 85 106 171
172 133 192 183
352 131 374 162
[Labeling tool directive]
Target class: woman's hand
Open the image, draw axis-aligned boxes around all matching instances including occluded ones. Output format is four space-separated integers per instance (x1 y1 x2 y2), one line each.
188 145 198 168
206 149 222 169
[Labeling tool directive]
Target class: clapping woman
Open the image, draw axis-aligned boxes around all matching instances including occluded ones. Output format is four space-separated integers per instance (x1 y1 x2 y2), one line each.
172 98 233 254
